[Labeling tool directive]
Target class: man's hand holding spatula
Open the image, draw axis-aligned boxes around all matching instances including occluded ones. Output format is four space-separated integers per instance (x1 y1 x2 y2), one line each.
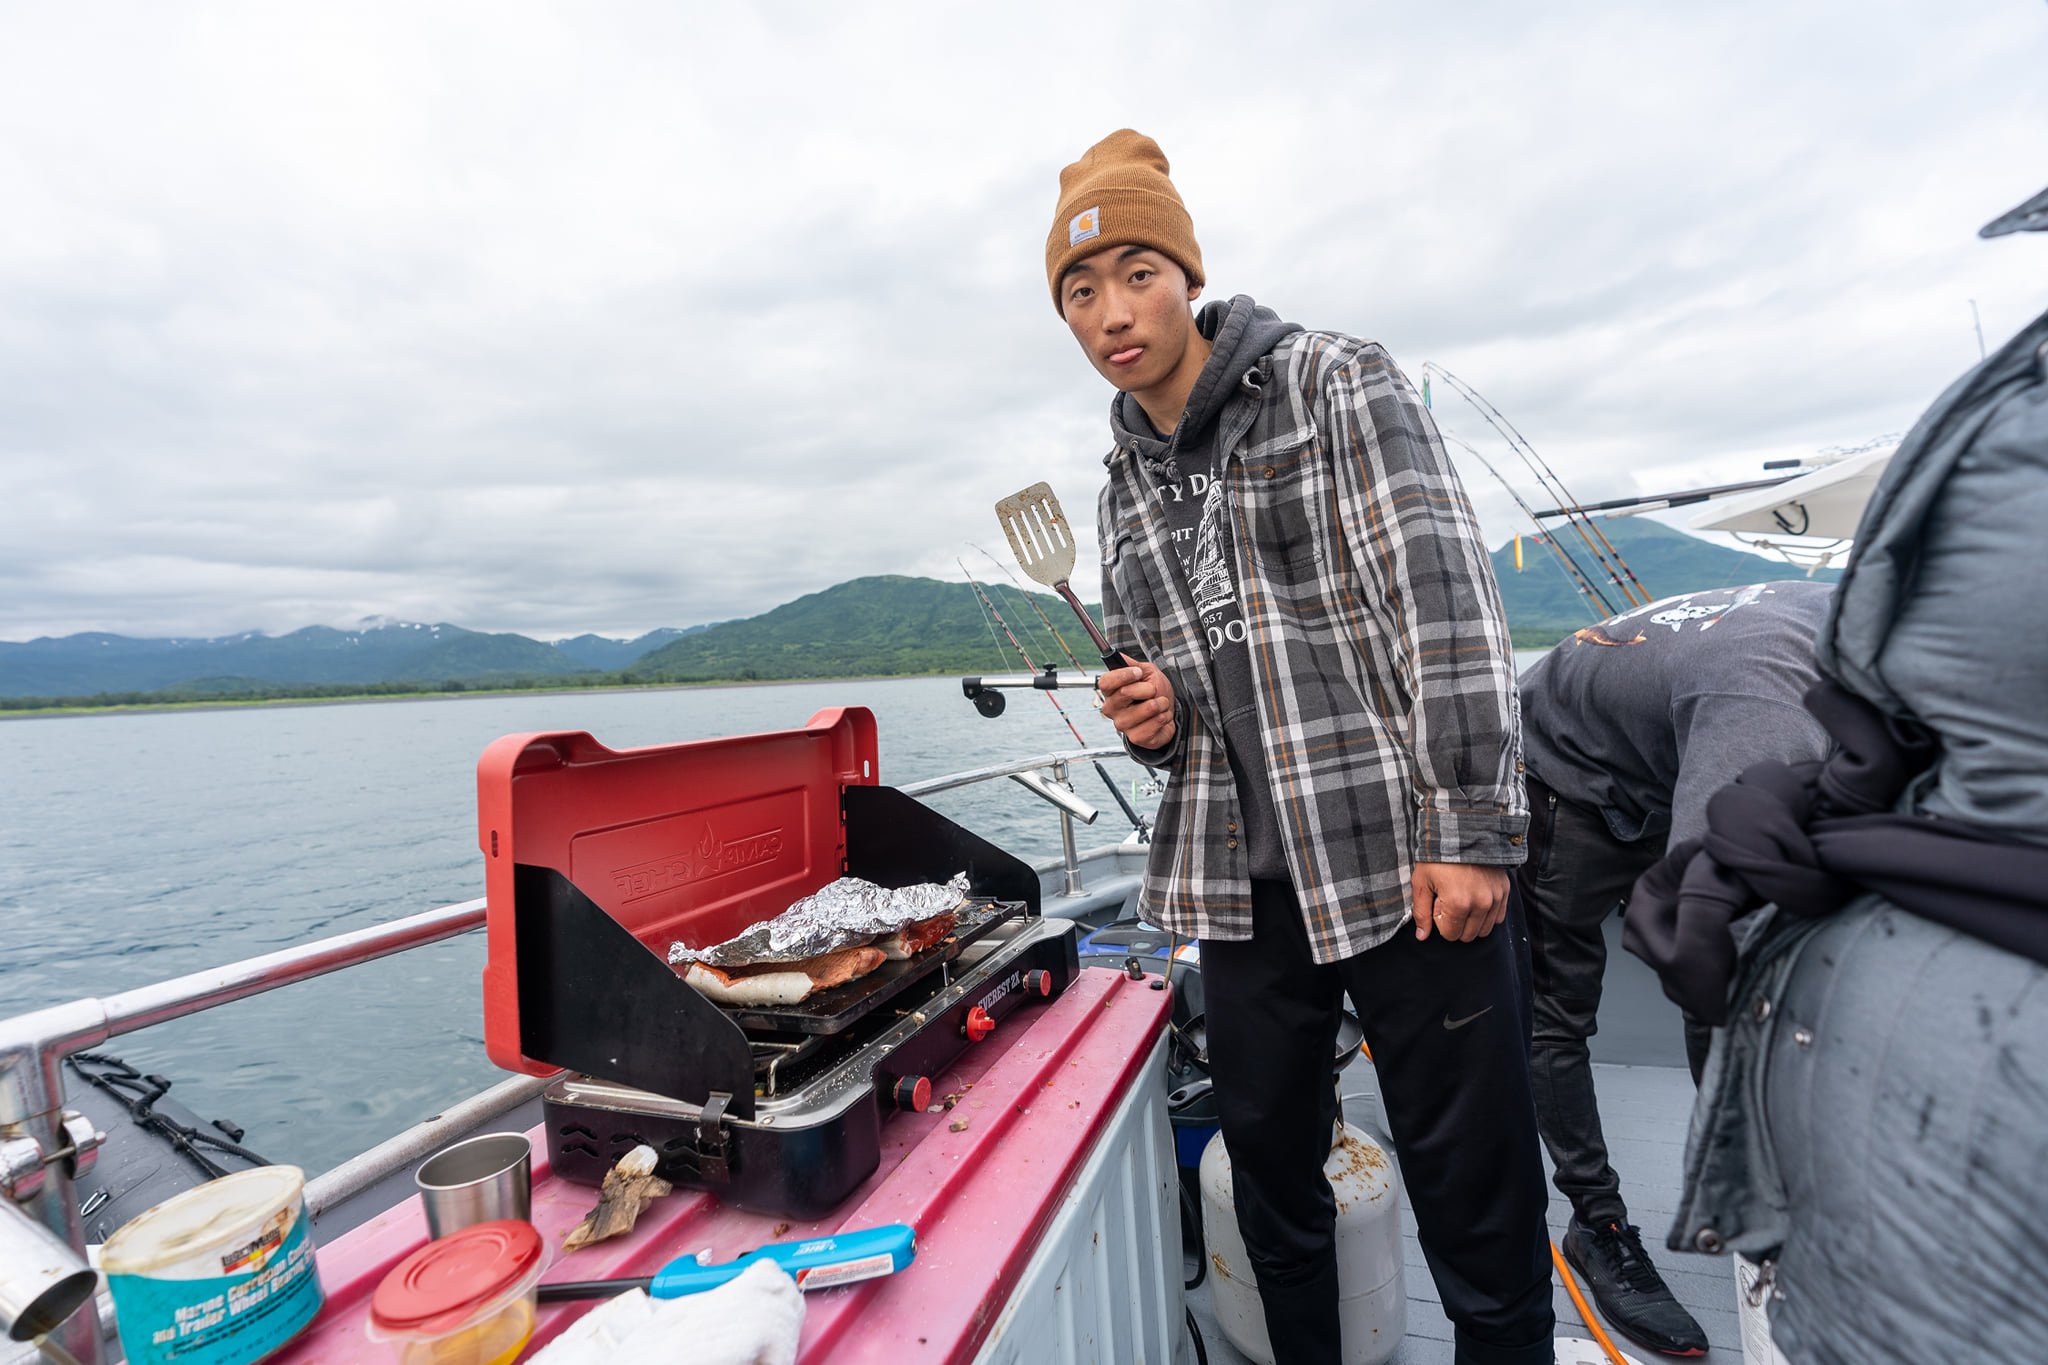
994 479 1179 752
1097 653 1177 751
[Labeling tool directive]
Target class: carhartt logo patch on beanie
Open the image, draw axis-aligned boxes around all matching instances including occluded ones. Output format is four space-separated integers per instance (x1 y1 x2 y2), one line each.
1046 129 1204 313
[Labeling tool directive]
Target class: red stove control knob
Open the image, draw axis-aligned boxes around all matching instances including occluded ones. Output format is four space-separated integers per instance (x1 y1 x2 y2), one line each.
964 1006 996 1042
1024 970 1054 997
892 1075 932 1113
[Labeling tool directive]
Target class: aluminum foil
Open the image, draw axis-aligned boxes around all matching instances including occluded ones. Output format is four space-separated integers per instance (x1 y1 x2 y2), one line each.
666 873 970 967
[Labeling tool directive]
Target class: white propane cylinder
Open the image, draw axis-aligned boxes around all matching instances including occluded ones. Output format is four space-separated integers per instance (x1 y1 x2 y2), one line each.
1733 1254 1793 1365
1199 1120 1405 1365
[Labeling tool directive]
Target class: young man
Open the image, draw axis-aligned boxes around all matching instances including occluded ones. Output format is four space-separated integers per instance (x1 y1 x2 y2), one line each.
1050 130 1553 1365
1517 580 1832 1358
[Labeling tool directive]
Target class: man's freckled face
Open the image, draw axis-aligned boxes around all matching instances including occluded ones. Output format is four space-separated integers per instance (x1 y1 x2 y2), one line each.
1060 247 1202 400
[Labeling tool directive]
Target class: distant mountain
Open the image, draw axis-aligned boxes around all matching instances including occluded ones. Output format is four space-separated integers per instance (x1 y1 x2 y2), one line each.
550 627 701 671
1493 516 1839 643
0 622 585 699
2 520 1838 705
628 577 1096 684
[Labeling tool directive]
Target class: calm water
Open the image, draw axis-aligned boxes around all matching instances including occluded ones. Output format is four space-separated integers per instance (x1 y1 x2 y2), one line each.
0 677 1133 1174
1 655 1547 1176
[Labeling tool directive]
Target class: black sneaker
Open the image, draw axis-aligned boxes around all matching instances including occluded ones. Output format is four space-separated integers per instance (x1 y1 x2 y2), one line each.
1562 1218 1710 1357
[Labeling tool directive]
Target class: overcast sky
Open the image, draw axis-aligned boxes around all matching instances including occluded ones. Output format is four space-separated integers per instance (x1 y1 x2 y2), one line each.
2 2 2043 643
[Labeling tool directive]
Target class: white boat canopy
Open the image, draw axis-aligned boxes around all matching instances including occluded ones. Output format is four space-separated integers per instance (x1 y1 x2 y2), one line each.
1687 446 1893 540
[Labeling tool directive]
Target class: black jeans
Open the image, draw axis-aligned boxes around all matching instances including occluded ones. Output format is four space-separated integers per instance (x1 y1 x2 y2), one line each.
1203 879 1555 1365
1519 776 1711 1228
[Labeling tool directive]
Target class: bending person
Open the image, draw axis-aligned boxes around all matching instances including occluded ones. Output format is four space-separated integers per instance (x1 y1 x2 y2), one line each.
1517 579 1833 1357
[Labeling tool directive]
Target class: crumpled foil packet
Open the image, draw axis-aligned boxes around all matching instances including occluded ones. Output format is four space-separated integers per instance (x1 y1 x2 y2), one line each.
666 873 970 968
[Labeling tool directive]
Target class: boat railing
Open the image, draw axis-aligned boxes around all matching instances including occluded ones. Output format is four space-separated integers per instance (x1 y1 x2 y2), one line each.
0 746 1146 1362
901 744 1138 901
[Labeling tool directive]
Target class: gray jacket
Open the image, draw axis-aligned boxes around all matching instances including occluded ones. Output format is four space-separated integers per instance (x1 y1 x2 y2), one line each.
1671 307 2048 1361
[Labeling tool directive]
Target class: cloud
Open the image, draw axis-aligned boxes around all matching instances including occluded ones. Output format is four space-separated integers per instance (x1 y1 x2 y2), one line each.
1 1 2043 641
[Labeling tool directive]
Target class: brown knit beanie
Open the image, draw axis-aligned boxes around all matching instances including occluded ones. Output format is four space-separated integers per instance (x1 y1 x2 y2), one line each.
1046 129 1204 314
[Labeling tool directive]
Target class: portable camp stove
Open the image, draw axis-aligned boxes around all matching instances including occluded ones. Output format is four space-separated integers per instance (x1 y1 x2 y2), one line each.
477 708 1080 1218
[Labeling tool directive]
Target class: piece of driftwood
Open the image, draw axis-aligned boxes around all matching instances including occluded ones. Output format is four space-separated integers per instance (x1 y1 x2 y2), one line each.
563 1143 673 1251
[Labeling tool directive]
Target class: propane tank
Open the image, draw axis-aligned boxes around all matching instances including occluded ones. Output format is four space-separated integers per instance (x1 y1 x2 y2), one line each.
1199 1119 1405 1365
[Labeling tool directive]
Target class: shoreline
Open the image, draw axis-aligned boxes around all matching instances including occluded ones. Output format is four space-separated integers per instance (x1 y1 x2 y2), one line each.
2 638 1563 722
0 672 967 722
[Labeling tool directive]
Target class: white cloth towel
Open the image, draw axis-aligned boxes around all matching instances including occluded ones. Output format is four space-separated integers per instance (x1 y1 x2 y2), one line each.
530 1259 804 1364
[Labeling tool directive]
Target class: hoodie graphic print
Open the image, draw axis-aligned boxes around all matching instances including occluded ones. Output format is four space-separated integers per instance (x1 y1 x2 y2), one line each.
1183 476 1238 639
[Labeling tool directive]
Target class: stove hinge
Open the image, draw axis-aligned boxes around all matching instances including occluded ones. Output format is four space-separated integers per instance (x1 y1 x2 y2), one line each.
693 1091 733 1183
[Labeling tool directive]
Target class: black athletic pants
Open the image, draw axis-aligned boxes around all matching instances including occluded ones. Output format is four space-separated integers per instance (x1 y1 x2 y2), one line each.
1519 776 1712 1229
1202 878 1555 1365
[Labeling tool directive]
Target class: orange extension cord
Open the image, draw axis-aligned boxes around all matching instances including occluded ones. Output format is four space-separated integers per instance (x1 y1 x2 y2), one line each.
1552 1238 1633 1365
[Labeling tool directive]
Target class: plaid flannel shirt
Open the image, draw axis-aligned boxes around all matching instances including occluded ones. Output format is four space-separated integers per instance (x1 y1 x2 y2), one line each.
1098 330 1527 963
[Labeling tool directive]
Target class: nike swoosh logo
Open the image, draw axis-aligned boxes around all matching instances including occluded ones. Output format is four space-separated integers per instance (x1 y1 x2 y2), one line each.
1443 1006 1494 1031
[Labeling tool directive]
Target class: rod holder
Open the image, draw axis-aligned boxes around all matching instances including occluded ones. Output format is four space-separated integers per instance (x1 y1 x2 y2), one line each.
1008 771 1099 825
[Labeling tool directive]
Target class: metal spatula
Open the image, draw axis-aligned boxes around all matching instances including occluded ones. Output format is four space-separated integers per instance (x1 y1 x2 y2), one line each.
995 481 1125 671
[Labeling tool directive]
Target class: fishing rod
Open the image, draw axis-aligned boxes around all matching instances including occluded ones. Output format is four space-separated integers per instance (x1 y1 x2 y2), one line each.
1425 361 1648 607
970 542 1099 681
1422 363 1652 607
1442 432 1617 619
1435 362 1652 607
960 561 1089 743
1423 361 1642 605
969 541 1168 831
957 562 1152 840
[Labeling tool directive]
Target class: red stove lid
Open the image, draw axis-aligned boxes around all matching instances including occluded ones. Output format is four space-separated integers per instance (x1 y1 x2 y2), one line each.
477 707 880 1077
370 1220 543 1335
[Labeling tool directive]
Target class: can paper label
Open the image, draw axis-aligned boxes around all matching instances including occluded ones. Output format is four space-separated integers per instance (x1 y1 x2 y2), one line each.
109 1200 323 1364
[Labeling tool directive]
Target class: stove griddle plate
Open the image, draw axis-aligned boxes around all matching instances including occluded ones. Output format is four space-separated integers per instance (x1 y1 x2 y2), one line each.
717 899 1022 1035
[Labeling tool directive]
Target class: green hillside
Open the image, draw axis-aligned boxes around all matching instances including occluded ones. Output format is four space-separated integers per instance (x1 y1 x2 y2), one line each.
628 576 1094 683
631 522 1835 682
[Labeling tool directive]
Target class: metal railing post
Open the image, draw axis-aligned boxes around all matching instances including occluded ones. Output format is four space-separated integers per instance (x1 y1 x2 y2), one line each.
0 999 107 1362
1051 759 1086 898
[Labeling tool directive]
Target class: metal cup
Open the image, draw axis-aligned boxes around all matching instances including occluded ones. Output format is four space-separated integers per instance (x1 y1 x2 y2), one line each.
414 1132 532 1238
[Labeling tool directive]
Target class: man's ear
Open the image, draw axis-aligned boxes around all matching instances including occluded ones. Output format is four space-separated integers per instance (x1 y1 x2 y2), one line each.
1187 282 1203 303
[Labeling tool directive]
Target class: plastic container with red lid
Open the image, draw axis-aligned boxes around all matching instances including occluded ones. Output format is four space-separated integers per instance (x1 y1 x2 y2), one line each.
366 1220 547 1364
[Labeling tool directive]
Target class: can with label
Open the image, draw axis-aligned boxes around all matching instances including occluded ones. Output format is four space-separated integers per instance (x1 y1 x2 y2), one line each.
103 1165 324 1365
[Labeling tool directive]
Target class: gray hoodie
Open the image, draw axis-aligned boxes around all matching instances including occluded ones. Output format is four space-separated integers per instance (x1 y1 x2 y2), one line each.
1111 295 1303 880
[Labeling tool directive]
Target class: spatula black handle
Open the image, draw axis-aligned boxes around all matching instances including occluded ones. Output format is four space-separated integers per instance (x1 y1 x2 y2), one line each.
1053 582 1125 672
